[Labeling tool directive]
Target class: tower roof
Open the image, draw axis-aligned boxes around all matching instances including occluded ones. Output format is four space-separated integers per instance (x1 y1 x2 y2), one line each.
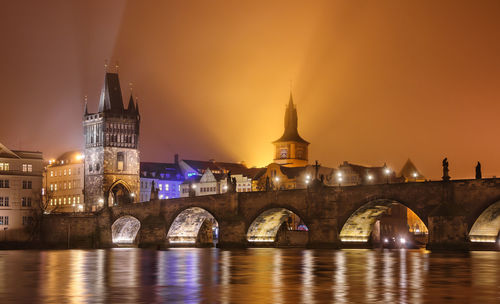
398 158 425 179
98 72 125 113
127 94 136 113
273 92 309 144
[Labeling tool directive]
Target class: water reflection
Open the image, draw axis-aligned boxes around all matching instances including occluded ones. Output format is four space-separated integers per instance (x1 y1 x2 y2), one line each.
0 249 499 303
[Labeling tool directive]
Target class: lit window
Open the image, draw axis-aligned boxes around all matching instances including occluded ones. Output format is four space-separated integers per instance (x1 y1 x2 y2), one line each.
64 169 66 176
50 184 54 191
159 194 164 199
50 171 53 177
165 184 169 191
68 182 71 190
68 168 71 175
0 163 9 171
55 184 58 191
63 197 66 204
159 184 162 191
77 196 80 203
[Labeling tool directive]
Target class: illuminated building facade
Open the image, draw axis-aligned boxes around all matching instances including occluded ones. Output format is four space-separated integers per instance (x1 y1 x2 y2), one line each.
273 93 309 167
83 72 141 211
0 142 43 241
178 159 256 197
139 159 184 202
44 151 84 212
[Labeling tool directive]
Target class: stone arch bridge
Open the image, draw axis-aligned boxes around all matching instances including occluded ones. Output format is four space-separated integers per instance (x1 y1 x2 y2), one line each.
41 179 500 250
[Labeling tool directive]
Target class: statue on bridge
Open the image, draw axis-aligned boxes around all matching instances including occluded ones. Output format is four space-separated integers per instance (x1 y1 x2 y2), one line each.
314 160 320 180
442 158 450 181
476 162 482 179
265 176 271 191
226 171 237 193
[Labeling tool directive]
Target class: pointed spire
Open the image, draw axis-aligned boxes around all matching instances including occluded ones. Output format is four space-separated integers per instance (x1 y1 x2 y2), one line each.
127 94 136 113
273 91 309 144
83 95 88 115
135 99 140 117
98 72 125 113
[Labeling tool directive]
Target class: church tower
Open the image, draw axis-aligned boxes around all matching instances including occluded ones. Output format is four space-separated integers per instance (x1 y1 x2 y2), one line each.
273 93 309 167
83 72 140 211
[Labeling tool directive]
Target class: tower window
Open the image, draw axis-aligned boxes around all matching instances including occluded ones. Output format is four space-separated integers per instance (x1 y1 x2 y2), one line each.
280 148 288 159
117 152 125 171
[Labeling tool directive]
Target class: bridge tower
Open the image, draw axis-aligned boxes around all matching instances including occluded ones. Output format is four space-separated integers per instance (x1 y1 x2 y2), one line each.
83 71 140 211
273 92 309 167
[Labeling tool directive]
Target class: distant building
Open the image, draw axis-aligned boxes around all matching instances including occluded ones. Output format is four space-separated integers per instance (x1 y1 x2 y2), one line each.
0 142 43 241
336 161 398 186
139 159 184 202
273 93 309 167
44 151 84 212
398 159 425 182
179 159 256 197
83 71 141 211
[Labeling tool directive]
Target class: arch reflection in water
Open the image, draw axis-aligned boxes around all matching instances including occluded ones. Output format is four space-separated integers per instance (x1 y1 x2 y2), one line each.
247 208 309 245
167 207 218 246
112 215 141 245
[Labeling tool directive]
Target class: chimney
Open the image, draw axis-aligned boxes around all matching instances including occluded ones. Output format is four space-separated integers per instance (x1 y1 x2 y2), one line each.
174 153 179 165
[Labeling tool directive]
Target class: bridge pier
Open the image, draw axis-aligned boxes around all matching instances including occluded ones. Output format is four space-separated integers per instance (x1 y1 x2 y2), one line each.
306 218 341 249
217 219 247 248
427 215 469 250
138 215 167 248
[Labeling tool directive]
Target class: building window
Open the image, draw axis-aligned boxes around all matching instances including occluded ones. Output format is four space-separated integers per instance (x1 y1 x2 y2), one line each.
0 180 9 188
117 152 125 171
50 184 54 191
22 180 32 189
0 163 9 171
22 164 33 172
64 169 67 176
68 168 71 175
22 197 32 207
63 197 66 204
165 184 169 191
159 184 162 191
55 183 58 191
0 216 8 225
68 182 72 190
50 170 54 177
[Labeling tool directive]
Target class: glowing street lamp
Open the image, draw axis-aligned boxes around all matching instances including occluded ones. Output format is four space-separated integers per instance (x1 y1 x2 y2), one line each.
367 174 373 181
384 168 391 184
413 172 418 182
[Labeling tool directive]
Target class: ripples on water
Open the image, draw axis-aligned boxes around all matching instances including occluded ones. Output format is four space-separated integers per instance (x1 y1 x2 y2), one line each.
0 248 499 303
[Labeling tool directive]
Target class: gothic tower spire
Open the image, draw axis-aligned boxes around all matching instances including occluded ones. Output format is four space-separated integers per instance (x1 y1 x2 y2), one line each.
272 92 309 167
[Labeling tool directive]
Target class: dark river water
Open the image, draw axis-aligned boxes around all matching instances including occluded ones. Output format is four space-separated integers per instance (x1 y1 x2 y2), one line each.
0 248 499 303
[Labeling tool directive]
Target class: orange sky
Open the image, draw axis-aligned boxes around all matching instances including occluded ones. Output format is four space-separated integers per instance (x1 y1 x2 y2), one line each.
1 0 500 179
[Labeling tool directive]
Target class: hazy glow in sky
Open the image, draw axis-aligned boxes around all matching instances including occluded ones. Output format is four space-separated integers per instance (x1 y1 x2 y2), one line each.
1 0 500 179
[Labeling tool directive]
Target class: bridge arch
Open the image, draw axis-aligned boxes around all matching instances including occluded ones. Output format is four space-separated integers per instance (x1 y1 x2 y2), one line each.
469 199 500 243
339 198 428 246
111 215 141 245
107 180 133 206
247 206 309 245
166 207 219 246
